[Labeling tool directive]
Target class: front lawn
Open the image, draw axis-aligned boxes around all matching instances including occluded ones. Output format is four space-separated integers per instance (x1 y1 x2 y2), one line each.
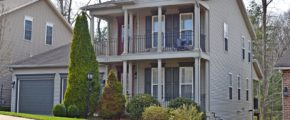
0 111 83 120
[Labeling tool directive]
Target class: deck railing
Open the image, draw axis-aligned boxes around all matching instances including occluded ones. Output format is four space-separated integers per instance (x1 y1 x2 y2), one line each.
95 32 206 56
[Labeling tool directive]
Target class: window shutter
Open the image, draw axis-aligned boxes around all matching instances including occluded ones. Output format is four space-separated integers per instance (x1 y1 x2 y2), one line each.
144 68 151 94
146 16 152 48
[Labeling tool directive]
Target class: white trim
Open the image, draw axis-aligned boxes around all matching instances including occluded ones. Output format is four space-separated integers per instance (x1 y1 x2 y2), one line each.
224 22 229 51
151 68 164 100
228 72 233 87
180 13 194 45
274 67 290 70
152 15 165 48
179 67 194 99
24 16 33 41
45 22 54 45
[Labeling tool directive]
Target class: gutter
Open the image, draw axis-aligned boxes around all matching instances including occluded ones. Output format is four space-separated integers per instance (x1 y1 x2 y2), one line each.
10 64 68 69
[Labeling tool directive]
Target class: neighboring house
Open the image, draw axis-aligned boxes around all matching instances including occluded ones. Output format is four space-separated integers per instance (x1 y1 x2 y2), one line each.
9 0 260 119
0 0 72 108
275 48 290 120
82 0 257 119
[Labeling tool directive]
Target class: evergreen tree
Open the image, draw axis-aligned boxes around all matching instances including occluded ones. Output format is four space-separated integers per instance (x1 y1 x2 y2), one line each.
99 70 125 119
63 12 100 117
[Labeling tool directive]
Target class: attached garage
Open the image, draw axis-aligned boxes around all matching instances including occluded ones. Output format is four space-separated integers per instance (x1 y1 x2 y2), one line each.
16 74 55 115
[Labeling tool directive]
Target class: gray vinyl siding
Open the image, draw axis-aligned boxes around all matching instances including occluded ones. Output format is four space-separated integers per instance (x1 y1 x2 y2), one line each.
208 0 252 119
2 0 71 107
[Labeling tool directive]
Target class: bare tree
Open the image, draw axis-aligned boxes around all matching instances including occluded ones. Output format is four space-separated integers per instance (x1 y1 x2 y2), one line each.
56 0 73 24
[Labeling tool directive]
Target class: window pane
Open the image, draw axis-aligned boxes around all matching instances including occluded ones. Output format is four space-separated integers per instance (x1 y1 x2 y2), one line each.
25 20 32 40
229 87 232 99
181 67 193 84
229 74 232 86
152 68 158 84
181 15 192 30
181 85 192 99
153 32 158 47
153 85 158 99
181 30 193 45
46 26 53 45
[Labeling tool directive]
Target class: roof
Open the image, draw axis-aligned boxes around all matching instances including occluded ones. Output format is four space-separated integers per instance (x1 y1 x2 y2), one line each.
81 0 256 40
275 48 290 69
253 59 263 80
81 0 134 10
11 44 71 68
0 0 72 33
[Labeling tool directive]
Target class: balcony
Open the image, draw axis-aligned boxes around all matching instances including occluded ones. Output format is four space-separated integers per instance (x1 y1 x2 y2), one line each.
95 32 206 56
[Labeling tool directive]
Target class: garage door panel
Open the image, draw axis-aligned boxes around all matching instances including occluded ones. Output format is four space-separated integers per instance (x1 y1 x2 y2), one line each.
19 80 54 115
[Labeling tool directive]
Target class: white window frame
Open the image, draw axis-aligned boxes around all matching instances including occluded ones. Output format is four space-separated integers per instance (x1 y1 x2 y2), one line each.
242 36 245 60
45 22 54 45
180 13 194 45
179 67 194 100
246 78 249 101
152 15 165 48
24 16 33 41
229 73 233 99
248 40 252 62
151 68 165 100
237 75 241 100
224 22 229 51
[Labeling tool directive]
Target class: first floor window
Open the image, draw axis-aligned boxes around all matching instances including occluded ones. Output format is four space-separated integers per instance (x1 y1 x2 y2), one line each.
180 67 194 99
238 75 241 100
246 78 249 101
229 73 233 100
151 68 164 99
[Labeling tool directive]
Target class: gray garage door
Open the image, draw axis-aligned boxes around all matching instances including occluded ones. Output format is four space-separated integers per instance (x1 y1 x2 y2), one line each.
19 79 54 115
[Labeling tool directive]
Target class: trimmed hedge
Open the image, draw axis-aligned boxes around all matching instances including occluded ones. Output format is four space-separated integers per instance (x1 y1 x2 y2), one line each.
127 94 160 120
142 106 168 120
52 104 66 117
67 105 80 118
168 97 198 109
63 12 100 117
169 105 204 120
99 70 125 119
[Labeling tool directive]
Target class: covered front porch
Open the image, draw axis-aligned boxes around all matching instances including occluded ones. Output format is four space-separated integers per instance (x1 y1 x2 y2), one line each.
103 58 209 111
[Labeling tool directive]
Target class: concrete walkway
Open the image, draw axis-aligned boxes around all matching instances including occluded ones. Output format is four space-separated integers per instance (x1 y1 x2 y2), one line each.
0 115 34 120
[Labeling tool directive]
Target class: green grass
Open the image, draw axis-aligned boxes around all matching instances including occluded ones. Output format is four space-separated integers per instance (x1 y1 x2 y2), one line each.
0 111 83 120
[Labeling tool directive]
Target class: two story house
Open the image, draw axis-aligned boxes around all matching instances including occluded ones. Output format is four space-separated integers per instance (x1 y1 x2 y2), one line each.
0 0 71 109
9 0 259 119
82 0 256 119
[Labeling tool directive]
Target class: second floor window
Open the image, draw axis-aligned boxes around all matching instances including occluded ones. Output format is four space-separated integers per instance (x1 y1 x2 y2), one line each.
248 41 251 62
152 16 165 48
46 23 53 45
224 23 229 51
180 13 193 45
242 36 245 60
24 17 33 40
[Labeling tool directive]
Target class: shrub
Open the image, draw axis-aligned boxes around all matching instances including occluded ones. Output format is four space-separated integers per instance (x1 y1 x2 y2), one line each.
0 107 10 111
63 12 100 117
52 104 66 117
168 97 198 109
99 70 126 119
127 94 160 120
67 105 80 118
169 105 204 120
142 106 168 120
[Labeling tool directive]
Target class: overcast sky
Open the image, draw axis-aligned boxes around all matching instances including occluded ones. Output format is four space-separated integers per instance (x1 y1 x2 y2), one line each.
51 0 290 15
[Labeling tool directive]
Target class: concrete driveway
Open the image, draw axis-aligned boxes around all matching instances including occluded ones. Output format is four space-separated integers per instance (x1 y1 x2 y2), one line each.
0 115 34 120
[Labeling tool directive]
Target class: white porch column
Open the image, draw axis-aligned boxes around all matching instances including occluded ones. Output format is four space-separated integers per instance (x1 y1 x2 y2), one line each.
157 6 163 52
205 10 209 53
194 1 201 51
195 58 201 104
129 13 133 53
128 62 133 97
157 59 162 101
90 16 95 47
123 9 129 54
205 60 210 114
123 61 128 95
